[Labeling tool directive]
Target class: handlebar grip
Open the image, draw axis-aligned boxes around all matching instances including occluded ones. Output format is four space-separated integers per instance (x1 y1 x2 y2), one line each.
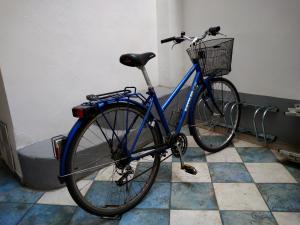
208 26 221 36
161 36 175 44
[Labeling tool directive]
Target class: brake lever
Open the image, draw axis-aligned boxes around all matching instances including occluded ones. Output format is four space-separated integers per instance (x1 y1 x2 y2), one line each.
218 32 227 37
171 41 178 49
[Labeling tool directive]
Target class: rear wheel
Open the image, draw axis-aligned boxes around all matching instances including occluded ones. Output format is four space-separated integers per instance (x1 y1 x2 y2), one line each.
65 103 162 216
189 77 240 152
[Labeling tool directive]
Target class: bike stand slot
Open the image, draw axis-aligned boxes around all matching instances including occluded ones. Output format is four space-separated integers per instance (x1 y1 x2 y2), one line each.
207 101 278 144
239 103 278 144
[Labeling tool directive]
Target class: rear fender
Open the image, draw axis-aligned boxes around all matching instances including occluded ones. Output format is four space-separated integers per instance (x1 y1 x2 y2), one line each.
59 98 155 181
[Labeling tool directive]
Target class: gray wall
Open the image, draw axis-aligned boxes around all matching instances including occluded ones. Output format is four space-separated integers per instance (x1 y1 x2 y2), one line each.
182 0 300 101
239 92 300 147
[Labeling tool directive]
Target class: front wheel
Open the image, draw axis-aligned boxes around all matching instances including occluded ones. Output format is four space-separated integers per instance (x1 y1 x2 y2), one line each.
189 77 241 152
65 103 163 217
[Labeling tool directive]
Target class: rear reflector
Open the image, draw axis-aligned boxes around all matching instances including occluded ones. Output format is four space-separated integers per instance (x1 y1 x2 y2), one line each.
51 135 66 160
72 104 97 118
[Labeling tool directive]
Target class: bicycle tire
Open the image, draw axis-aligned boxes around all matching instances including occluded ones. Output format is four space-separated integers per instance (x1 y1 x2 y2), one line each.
189 77 241 152
65 102 163 217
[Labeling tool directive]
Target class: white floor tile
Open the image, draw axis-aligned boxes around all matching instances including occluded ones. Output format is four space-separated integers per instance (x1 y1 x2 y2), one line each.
38 180 93 206
245 163 297 183
206 147 242 162
233 139 261 147
187 136 199 147
172 162 211 183
196 127 219 136
170 210 222 225
273 212 300 225
213 183 268 210
95 165 121 181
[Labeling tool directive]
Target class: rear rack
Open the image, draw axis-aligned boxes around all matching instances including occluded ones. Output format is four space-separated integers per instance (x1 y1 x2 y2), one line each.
86 87 147 103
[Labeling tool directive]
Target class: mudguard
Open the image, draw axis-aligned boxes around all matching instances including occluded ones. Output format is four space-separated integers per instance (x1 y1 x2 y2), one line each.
59 98 153 181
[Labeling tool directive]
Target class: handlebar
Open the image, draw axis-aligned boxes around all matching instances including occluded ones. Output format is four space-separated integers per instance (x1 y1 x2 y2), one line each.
161 36 185 44
161 26 221 45
161 37 176 44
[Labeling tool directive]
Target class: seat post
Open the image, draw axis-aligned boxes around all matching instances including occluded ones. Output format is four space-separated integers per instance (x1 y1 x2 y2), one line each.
139 66 153 89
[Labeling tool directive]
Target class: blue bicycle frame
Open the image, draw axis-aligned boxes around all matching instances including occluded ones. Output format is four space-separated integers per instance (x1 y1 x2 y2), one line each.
59 62 215 178
129 62 214 154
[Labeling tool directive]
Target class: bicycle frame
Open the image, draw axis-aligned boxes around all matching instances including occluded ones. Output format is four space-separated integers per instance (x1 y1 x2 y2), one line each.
129 62 215 155
59 62 216 179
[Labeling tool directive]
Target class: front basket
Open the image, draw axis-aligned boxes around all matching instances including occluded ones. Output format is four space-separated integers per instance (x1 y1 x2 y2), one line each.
186 38 234 76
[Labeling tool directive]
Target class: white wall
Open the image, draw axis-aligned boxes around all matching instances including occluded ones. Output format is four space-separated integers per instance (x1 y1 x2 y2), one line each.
157 0 187 87
181 0 300 100
0 0 159 149
1 0 300 150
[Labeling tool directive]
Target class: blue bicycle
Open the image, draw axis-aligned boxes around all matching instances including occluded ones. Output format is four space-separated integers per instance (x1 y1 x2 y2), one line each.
57 27 240 217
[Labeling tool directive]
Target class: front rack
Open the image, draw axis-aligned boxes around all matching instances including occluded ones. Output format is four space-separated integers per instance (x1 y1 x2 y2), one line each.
86 86 147 103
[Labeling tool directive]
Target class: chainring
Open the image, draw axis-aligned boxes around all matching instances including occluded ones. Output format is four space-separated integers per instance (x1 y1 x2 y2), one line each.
171 133 188 158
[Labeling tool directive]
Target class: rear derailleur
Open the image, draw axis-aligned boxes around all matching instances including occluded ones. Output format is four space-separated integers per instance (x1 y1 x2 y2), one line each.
115 165 134 186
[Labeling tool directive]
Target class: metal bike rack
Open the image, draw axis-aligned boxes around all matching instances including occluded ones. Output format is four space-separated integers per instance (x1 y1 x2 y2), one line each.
239 103 279 144
185 98 278 144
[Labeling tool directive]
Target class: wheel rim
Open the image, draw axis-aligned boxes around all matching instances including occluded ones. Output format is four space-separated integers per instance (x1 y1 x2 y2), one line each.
194 79 239 149
68 106 160 213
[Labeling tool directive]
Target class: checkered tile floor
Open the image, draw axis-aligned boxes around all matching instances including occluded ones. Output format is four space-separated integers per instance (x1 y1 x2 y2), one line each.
1 136 300 225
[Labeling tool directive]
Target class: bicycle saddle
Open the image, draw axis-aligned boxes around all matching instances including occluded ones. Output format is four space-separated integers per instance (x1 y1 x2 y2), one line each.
120 52 155 67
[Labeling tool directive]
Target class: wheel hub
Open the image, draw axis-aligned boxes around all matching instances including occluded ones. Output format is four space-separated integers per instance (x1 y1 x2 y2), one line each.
111 145 129 170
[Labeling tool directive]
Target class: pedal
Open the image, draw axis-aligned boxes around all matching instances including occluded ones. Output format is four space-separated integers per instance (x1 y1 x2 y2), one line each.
182 164 197 175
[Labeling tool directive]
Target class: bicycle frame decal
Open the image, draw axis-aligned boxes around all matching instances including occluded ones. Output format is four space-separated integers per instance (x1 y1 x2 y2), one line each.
155 63 204 135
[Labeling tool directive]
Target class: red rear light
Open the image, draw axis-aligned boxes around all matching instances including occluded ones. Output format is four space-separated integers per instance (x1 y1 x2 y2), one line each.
72 106 85 118
72 104 97 118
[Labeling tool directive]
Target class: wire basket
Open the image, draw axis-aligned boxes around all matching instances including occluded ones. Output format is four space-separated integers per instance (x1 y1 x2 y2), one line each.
186 38 234 76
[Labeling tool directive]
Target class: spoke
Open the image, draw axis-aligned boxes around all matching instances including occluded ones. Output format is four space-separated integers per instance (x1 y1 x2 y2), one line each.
87 126 105 143
111 109 118 145
78 144 89 150
82 136 97 146
95 120 111 144
77 157 110 174
124 105 130 151
101 112 121 143
63 156 129 178
120 113 139 147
